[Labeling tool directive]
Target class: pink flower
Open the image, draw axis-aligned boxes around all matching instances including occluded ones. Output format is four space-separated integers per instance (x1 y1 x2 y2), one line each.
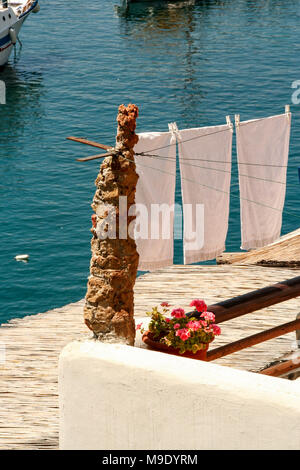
201 311 215 322
200 320 207 327
211 324 221 336
190 299 207 313
180 329 191 341
136 323 143 330
165 318 171 323
187 320 201 331
171 308 186 319
161 301 170 307
176 328 190 341
174 323 180 329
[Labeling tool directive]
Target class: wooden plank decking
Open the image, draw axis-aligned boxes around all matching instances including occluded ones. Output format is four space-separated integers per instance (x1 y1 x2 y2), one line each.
1 265 300 449
217 228 300 267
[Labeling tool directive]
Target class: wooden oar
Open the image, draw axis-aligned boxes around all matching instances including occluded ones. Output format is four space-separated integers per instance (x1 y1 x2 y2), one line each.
67 136 112 151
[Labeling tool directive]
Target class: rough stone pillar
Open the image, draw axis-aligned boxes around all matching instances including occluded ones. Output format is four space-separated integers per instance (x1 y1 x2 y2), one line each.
84 104 140 345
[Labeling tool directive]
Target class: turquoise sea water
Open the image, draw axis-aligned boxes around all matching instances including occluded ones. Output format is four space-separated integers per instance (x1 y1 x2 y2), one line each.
0 0 299 324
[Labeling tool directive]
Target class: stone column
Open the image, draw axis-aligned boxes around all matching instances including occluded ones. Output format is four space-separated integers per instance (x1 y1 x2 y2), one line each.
84 104 140 345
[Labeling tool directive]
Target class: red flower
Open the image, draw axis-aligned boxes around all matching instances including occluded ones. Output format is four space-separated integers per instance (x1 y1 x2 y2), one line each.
211 324 221 336
176 328 190 341
171 308 186 319
190 299 207 312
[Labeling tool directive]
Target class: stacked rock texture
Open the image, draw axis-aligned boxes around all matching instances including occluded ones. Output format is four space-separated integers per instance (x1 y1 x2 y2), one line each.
84 104 140 345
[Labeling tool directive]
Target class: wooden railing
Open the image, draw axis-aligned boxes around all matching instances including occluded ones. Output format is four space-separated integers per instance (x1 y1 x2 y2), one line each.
202 276 300 375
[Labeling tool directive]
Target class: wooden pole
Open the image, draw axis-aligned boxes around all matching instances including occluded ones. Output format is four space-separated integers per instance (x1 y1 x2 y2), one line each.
83 104 140 345
76 151 115 162
205 276 300 324
259 358 300 377
67 136 112 151
207 319 300 361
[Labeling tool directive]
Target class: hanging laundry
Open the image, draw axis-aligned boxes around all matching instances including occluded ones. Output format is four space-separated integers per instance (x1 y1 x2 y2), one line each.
133 131 176 271
236 112 291 250
178 121 233 264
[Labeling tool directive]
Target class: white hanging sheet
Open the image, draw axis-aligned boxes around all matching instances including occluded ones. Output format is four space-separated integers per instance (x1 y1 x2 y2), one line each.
134 131 176 271
178 122 233 263
236 112 291 250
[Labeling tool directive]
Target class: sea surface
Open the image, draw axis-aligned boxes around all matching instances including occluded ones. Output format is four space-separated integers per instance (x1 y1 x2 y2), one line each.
0 0 299 324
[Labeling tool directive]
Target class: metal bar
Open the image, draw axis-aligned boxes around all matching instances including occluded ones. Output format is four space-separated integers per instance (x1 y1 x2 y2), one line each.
207 319 300 361
76 151 115 162
205 276 300 324
67 136 112 151
259 358 300 377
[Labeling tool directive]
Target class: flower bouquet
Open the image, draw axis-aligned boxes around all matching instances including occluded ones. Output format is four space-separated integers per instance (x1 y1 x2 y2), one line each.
138 299 221 360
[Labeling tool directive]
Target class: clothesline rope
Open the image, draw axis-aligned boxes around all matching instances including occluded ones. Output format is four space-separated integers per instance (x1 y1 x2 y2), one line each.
136 126 231 154
137 151 298 186
138 151 298 168
135 114 287 154
135 114 294 169
119 154 299 221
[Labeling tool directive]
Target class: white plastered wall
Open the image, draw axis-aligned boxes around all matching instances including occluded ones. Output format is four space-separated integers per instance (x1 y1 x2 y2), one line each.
59 340 300 450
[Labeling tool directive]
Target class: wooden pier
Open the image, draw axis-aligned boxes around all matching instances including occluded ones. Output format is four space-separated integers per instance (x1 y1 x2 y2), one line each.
217 228 300 267
1 264 300 450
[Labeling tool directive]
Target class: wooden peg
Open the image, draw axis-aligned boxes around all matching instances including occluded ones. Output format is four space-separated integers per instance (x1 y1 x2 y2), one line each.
67 136 112 151
76 151 115 162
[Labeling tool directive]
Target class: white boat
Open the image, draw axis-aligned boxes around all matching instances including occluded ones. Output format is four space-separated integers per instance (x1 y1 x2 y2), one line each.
15 254 29 261
0 0 39 67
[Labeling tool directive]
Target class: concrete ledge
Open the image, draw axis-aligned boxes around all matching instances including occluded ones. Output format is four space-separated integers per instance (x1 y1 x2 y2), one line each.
59 340 300 450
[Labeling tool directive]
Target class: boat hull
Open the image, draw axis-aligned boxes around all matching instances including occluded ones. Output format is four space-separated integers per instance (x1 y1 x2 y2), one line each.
0 1 38 67
0 16 24 66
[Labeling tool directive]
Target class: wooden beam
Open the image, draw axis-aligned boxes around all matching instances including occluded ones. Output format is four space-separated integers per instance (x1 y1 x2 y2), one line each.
207 319 300 361
76 151 115 162
67 136 112 151
259 358 300 377
205 276 300 324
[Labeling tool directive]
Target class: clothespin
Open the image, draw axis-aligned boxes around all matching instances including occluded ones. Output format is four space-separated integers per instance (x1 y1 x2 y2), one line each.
226 115 233 133
168 122 180 143
285 104 291 121
235 114 240 128
168 122 179 133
